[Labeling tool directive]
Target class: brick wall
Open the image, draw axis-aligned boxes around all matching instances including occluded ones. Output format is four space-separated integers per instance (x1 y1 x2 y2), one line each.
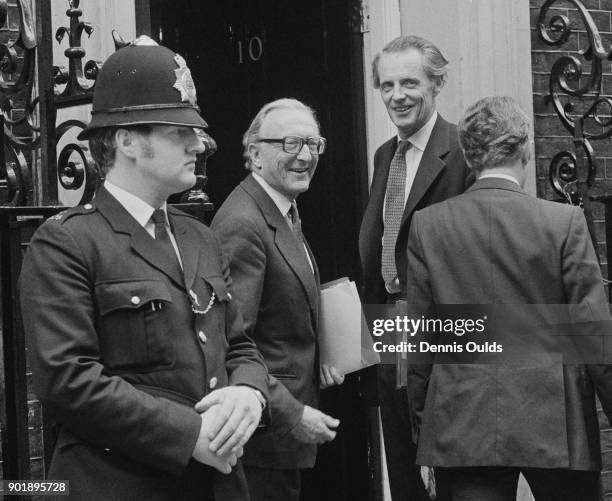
530 0 612 497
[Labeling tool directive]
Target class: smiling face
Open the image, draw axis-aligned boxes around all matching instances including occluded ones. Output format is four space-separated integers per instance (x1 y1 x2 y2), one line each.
249 108 320 200
377 48 440 139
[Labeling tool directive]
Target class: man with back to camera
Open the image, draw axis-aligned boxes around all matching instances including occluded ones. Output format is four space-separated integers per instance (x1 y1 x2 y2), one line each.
212 98 343 501
19 37 269 501
405 96 612 501
358 35 472 500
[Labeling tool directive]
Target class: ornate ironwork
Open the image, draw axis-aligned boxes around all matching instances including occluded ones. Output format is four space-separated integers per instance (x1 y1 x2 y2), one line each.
52 0 98 101
0 0 38 206
50 6 134 206
50 8 140 206
538 0 611 203
51 0 101 206
56 119 98 205
0 0 215 208
537 0 612 265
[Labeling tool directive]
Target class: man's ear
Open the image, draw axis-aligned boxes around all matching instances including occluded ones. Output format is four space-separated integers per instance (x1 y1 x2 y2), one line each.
520 142 531 166
248 143 262 170
115 129 139 160
431 81 442 98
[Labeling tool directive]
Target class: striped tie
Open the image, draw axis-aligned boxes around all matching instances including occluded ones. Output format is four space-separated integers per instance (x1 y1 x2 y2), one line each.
381 140 411 285
289 201 304 242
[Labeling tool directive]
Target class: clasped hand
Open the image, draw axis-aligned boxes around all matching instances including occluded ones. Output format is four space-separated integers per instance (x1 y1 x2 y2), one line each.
192 386 262 473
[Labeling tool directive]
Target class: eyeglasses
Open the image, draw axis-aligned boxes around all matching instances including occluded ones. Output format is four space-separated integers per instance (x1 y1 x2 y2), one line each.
257 136 327 155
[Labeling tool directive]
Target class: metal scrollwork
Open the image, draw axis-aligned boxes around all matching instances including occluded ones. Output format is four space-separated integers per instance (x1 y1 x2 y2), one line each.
56 120 100 205
538 0 612 201
0 0 39 205
538 0 612 264
0 0 39 151
548 145 595 204
53 0 100 100
1 139 31 206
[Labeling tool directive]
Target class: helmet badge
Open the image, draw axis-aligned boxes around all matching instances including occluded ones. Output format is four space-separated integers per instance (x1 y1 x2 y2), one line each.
173 54 197 106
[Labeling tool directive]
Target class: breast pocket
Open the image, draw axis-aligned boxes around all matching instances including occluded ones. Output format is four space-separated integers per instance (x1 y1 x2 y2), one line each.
95 279 174 372
193 275 230 349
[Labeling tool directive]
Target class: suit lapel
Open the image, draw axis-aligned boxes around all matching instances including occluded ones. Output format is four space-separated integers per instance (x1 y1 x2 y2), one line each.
242 175 319 316
94 187 185 289
369 137 398 228
402 115 450 224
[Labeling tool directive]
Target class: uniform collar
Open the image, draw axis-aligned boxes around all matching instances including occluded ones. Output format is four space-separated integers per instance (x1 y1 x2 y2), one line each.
103 180 168 227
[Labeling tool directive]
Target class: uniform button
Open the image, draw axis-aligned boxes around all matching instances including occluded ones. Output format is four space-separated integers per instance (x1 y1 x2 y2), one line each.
198 330 207 343
84 203 93 209
209 377 218 389
131 296 141 305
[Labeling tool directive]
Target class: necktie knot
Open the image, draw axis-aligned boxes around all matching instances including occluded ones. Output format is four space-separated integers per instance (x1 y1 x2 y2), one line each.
398 140 411 155
151 208 167 226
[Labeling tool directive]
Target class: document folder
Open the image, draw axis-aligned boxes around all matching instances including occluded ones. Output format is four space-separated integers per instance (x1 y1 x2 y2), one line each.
319 277 380 374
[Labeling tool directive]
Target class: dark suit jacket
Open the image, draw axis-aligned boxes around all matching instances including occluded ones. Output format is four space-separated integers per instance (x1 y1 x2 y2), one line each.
405 177 612 471
212 174 320 469
19 186 269 501
359 115 472 304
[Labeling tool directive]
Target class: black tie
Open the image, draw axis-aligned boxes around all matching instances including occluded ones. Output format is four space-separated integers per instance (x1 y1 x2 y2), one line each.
151 209 181 270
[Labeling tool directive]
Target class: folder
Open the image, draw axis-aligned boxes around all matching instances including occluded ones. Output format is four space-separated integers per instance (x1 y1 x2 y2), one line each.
319 277 380 374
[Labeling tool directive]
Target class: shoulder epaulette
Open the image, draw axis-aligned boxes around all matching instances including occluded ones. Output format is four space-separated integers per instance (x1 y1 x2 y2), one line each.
47 202 96 224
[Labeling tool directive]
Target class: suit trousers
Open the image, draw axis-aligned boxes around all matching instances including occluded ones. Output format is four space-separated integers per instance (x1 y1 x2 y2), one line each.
244 465 301 501
379 291 433 501
440 466 603 501
379 363 431 501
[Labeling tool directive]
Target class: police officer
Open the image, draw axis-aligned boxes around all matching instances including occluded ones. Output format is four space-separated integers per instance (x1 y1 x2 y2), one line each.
19 37 268 501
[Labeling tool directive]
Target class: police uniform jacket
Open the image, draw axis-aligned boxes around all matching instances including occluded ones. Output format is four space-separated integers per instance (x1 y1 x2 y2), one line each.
19 186 269 501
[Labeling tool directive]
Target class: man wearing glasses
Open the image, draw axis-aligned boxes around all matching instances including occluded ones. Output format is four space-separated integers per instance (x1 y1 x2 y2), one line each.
212 98 342 501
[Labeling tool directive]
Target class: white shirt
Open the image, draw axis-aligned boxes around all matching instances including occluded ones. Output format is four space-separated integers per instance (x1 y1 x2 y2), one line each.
478 173 521 186
103 181 183 267
252 173 314 273
398 110 439 206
